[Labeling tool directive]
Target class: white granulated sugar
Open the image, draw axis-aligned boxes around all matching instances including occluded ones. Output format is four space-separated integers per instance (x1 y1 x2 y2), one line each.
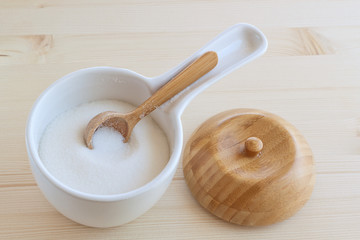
39 100 169 195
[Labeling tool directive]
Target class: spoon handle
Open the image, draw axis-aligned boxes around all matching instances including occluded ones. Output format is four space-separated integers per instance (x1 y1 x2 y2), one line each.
134 51 218 118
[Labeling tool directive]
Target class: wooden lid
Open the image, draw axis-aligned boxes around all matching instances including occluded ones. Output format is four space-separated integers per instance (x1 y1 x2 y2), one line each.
182 109 315 226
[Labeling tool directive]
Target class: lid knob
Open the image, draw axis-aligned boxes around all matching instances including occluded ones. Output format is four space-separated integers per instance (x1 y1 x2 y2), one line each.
245 137 263 153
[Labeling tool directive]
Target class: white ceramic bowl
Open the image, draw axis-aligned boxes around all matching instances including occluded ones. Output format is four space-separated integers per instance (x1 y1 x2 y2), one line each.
25 23 267 228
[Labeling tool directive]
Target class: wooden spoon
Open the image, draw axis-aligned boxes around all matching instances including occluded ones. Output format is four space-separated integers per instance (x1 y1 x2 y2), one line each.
84 51 218 149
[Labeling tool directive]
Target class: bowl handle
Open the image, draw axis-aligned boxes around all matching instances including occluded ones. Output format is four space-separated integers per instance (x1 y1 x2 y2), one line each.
146 23 268 116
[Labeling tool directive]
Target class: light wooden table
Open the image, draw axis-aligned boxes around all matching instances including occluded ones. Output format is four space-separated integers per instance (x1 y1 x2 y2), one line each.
1 1 359 239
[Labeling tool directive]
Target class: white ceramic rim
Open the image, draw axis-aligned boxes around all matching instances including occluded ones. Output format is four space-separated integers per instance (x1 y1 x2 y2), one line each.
25 67 183 202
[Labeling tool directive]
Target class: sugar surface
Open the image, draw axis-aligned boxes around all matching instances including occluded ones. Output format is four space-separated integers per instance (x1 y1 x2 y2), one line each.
39 100 169 195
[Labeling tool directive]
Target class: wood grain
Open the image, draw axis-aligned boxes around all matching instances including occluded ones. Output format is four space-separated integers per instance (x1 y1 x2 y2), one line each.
0 0 360 239
183 109 315 226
